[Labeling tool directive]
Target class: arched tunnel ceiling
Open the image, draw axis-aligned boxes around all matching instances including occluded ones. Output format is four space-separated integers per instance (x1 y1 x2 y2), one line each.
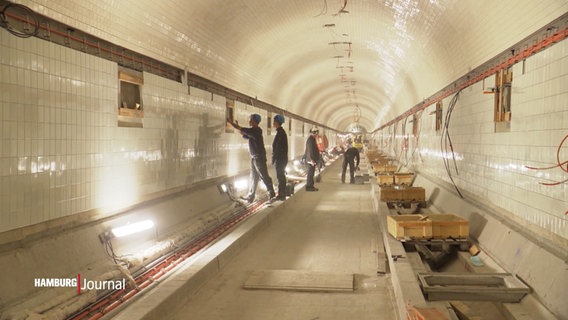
31 0 568 132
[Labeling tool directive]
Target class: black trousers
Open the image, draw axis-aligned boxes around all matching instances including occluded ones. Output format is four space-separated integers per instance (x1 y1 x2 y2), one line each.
274 159 288 197
341 159 355 183
306 163 316 188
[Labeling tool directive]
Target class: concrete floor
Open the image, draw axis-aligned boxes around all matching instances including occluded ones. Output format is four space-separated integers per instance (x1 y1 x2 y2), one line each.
111 157 564 320
167 161 397 320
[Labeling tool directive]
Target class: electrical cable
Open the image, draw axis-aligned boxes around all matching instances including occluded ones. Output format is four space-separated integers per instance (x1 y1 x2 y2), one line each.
398 116 409 170
524 133 567 215
524 133 568 187
103 236 132 268
103 237 118 264
333 0 348 16
409 110 424 165
390 122 398 160
314 0 328 17
440 90 463 198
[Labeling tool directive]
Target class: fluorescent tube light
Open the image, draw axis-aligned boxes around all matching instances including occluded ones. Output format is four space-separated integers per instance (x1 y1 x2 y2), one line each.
218 183 228 193
111 220 154 238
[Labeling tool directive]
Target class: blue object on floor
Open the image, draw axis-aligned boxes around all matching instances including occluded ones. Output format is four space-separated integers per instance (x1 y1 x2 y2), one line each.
470 255 484 267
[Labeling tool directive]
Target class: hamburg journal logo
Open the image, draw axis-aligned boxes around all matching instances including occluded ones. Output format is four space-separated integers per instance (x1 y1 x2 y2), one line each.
34 274 126 294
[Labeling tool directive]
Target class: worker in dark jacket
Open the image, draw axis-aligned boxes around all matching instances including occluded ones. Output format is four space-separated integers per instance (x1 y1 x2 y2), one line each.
342 143 360 184
227 114 276 203
304 128 320 191
272 114 288 200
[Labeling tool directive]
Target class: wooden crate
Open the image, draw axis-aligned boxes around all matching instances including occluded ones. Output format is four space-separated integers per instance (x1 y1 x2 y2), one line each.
371 162 387 171
394 173 414 185
366 151 381 159
426 214 469 238
384 165 398 172
376 174 394 186
373 164 398 173
380 186 425 202
387 215 432 240
404 187 426 201
379 186 399 201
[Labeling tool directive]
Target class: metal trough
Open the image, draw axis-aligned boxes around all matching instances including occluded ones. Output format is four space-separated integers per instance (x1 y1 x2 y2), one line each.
417 272 530 302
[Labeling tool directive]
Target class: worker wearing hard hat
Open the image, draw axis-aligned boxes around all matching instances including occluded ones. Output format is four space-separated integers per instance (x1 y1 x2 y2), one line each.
227 113 276 202
304 128 320 191
342 142 360 184
272 114 288 200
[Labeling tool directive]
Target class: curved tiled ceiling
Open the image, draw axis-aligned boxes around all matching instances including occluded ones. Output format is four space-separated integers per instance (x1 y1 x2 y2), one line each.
28 0 568 132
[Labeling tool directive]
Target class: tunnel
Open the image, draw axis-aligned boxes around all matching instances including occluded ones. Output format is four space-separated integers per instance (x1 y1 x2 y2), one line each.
0 1 567 319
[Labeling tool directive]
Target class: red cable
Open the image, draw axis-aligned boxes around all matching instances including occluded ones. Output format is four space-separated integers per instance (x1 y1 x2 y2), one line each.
556 134 568 173
525 134 568 186
524 134 568 215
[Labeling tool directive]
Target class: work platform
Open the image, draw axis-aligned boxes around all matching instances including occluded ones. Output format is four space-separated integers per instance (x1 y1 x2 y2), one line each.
108 157 545 320
111 159 398 320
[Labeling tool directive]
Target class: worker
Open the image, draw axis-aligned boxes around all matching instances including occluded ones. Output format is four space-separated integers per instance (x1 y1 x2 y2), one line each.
304 128 320 191
316 132 325 169
227 114 276 202
272 114 288 200
341 143 360 184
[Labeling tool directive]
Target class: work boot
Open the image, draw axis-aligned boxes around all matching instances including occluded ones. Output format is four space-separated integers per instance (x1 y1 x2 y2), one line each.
239 195 254 203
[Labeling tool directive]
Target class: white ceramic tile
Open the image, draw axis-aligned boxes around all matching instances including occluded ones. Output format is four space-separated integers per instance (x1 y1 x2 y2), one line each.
0 2 565 243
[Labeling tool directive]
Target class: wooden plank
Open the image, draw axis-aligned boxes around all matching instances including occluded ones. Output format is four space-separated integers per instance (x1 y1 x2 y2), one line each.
119 71 144 84
408 306 449 320
243 269 354 292
119 108 144 118
449 301 471 320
